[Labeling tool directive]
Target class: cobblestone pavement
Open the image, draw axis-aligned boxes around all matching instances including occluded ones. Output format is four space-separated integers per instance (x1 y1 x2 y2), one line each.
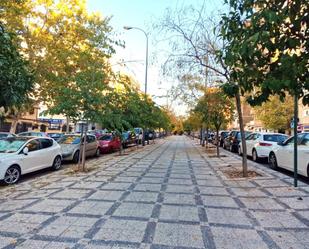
0 136 308 249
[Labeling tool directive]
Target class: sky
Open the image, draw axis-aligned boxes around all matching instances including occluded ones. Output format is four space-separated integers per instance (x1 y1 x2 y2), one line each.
87 0 223 115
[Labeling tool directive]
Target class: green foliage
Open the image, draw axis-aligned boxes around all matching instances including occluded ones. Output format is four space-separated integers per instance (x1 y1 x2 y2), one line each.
254 95 293 132
0 23 33 113
219 0 308 104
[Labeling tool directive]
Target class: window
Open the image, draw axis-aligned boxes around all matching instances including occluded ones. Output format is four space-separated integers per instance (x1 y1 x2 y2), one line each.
246 134 254 140
300 134 309 146
40 138 53 149
264 134 288 142
26 139 40 152
87 135 96 143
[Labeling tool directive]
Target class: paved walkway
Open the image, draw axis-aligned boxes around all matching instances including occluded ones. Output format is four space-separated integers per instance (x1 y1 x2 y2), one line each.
0 136 308 249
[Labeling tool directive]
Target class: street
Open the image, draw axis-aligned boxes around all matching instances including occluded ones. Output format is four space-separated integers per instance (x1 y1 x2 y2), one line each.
0 136 308 249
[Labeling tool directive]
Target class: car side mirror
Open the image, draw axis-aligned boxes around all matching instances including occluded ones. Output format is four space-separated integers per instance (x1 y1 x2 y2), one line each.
23 147 29 155
277 141 284 146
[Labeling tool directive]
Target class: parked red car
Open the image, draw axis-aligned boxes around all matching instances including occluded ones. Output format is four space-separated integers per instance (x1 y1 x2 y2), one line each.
98 134 121 153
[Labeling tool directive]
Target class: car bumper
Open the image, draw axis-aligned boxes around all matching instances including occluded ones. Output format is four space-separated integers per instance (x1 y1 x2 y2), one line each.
255 147 271 158
61 152 74 161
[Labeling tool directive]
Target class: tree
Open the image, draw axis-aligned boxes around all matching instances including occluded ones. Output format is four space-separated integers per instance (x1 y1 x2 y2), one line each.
220 0 308 184
0 23 33 120
254 95 293 133
195 88 234 156
155 2 250 176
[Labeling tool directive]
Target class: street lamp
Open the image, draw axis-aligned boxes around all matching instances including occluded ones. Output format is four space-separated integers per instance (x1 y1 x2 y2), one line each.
123 26 149 95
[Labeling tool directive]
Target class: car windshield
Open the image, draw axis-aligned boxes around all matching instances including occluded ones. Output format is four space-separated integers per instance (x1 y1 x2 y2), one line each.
263 134 288 142
221 132 229 137
100 135 112 141
58 135 81 144
0 137 28 153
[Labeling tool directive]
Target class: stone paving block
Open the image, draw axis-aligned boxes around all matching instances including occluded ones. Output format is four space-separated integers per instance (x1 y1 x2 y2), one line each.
0 199 37 211
211 227 269 249
223 180 257 188
0 236 18 248
251 211 308 228
206 208 253 226
153 222 204 248
15 239 50 249
168 173 192 179
38 215 97 238
51 189 92 199
70 181 103 189
230 187 269 197
266 230 309 249
124 191 158 203
202 196 239 208
159 204 200 222
93 218 148 243
24 199 76 213
112 202 154 218
167 178 193 185
0 213 51 234
196 179 224 187
163 193 196 205
133 183 162 192
101 182 133 190
68 200 114 216
278 197 309 209
165 184 195 194
88 190 124 201
139 177 165 184
239 197 285 210
265 187 308 197
199 186 230 196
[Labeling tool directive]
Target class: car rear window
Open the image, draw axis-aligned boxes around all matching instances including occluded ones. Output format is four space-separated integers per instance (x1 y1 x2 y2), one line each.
263 134 288 142
100 135 112 141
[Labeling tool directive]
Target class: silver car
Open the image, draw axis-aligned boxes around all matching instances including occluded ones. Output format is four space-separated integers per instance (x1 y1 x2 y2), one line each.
58 134 100 163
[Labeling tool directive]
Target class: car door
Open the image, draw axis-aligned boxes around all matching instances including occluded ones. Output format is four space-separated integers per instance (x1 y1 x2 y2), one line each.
275 135 305 170
21 139 43 174
38 138 55 168
245 134 254 156
86 135 96 156
297 134 309 177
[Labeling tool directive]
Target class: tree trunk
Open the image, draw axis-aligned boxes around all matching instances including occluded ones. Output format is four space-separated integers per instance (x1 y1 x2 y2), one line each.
10 114 21 134
216 128 220 157
81 131 87 172
66 116 70 133
202 128 206 147
200 127 202 145
205 128 209 148
235 91 248 177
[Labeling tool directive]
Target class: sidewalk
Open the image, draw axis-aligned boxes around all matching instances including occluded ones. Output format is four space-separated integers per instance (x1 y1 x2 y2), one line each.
0 136 308 249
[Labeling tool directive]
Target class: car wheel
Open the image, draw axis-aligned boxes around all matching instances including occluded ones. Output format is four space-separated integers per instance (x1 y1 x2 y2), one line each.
252 149 259 162
52 156 62 170
95 148 100 157
73 151 80 164
4 165 21 185
269 153 278 170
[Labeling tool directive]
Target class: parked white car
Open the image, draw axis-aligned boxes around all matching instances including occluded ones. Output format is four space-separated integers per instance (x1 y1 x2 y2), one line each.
239 132 288 162
269 132 309 177
0 137 62 185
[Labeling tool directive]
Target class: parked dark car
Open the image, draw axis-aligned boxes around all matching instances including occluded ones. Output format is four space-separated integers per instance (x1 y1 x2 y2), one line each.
223 130 252 153
145 129 155 142
218 131 229 147
122 131 136 148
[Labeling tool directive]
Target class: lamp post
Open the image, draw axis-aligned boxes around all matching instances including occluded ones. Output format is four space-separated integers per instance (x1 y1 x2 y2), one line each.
123 26 148 95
